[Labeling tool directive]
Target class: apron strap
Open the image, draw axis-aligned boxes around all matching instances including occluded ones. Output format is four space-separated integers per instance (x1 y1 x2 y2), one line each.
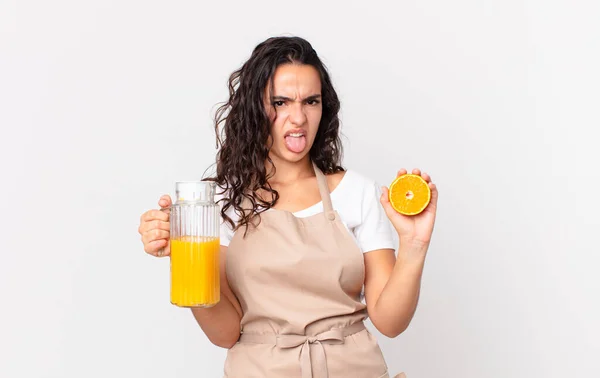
239 321 366 378
239 162 336 221
312 162 336 221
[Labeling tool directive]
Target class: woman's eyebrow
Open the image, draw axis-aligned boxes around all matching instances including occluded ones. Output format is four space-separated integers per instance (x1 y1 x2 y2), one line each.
272 94 322 101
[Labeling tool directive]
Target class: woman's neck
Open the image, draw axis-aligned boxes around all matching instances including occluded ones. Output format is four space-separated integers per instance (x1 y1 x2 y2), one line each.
266 155 314 185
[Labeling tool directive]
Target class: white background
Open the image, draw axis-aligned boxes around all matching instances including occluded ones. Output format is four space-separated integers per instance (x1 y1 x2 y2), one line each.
1 1 599 377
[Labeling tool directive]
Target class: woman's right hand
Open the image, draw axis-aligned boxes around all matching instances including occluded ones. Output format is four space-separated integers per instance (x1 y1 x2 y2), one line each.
138 195 172 257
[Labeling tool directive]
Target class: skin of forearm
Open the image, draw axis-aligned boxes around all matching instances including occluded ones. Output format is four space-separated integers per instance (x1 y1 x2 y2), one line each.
371 242 428 337
190 295 241 348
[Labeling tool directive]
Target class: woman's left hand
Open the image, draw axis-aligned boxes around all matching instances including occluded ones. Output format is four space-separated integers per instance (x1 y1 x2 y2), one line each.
380 168 438 247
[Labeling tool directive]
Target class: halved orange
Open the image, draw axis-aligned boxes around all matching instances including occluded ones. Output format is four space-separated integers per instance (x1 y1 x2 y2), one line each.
389 174 431 216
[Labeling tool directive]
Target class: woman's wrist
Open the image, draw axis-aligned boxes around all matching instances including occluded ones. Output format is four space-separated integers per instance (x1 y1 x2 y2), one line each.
396 238 429 267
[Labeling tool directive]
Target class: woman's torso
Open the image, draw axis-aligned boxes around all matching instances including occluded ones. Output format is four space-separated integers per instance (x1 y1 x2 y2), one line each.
222 164 393 377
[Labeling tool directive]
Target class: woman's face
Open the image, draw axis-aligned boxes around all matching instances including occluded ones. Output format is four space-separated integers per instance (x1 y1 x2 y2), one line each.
264 63 323 165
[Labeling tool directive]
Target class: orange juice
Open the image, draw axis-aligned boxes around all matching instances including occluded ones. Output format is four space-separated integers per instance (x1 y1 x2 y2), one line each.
170 236 220 307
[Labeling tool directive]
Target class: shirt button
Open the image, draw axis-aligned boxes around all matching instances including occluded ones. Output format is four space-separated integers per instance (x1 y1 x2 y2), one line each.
327 213 335 221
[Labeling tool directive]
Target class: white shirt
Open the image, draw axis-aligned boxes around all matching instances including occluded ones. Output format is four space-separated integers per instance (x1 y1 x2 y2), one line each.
218 170 397 253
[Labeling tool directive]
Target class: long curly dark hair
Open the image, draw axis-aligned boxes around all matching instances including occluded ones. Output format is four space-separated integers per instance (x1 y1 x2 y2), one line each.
211 36 344 232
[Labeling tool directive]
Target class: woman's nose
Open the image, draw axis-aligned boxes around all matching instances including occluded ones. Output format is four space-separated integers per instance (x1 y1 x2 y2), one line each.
288 102 307 126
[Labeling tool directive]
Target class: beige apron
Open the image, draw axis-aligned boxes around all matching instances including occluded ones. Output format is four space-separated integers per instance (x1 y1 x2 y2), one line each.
224 162 405 378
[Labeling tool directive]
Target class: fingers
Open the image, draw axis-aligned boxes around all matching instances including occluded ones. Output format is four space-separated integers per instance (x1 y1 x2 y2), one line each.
139 198 172 257
140 209 169 223
380 186 390 203
138 219 170 235
158 194 172 209
416 171 436 192
141 228 170 245
379 186 398 219
146 239 171 257
396 169 433 185
396 168 425 178
429 181 439 206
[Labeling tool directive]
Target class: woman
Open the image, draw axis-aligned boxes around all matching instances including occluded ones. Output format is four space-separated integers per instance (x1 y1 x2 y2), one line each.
138 36 438 378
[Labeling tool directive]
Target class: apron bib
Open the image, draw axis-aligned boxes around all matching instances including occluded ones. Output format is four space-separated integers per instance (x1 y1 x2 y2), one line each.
224 163 401 378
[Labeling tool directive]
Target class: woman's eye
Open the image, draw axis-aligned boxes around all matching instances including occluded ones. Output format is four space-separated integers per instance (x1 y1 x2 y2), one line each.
273 101 285 107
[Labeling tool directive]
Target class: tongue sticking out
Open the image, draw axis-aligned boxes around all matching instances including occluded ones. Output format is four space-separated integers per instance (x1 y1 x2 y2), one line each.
285 135 306 153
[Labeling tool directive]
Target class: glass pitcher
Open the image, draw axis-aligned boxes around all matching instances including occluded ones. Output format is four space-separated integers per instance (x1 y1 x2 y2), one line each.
169 181 220 308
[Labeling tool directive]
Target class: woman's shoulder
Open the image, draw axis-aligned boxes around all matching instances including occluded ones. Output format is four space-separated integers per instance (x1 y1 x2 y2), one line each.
327 169 383 221
332 168 379 196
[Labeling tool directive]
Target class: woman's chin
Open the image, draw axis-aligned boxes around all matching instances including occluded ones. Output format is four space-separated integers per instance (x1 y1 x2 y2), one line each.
270 148 311 164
